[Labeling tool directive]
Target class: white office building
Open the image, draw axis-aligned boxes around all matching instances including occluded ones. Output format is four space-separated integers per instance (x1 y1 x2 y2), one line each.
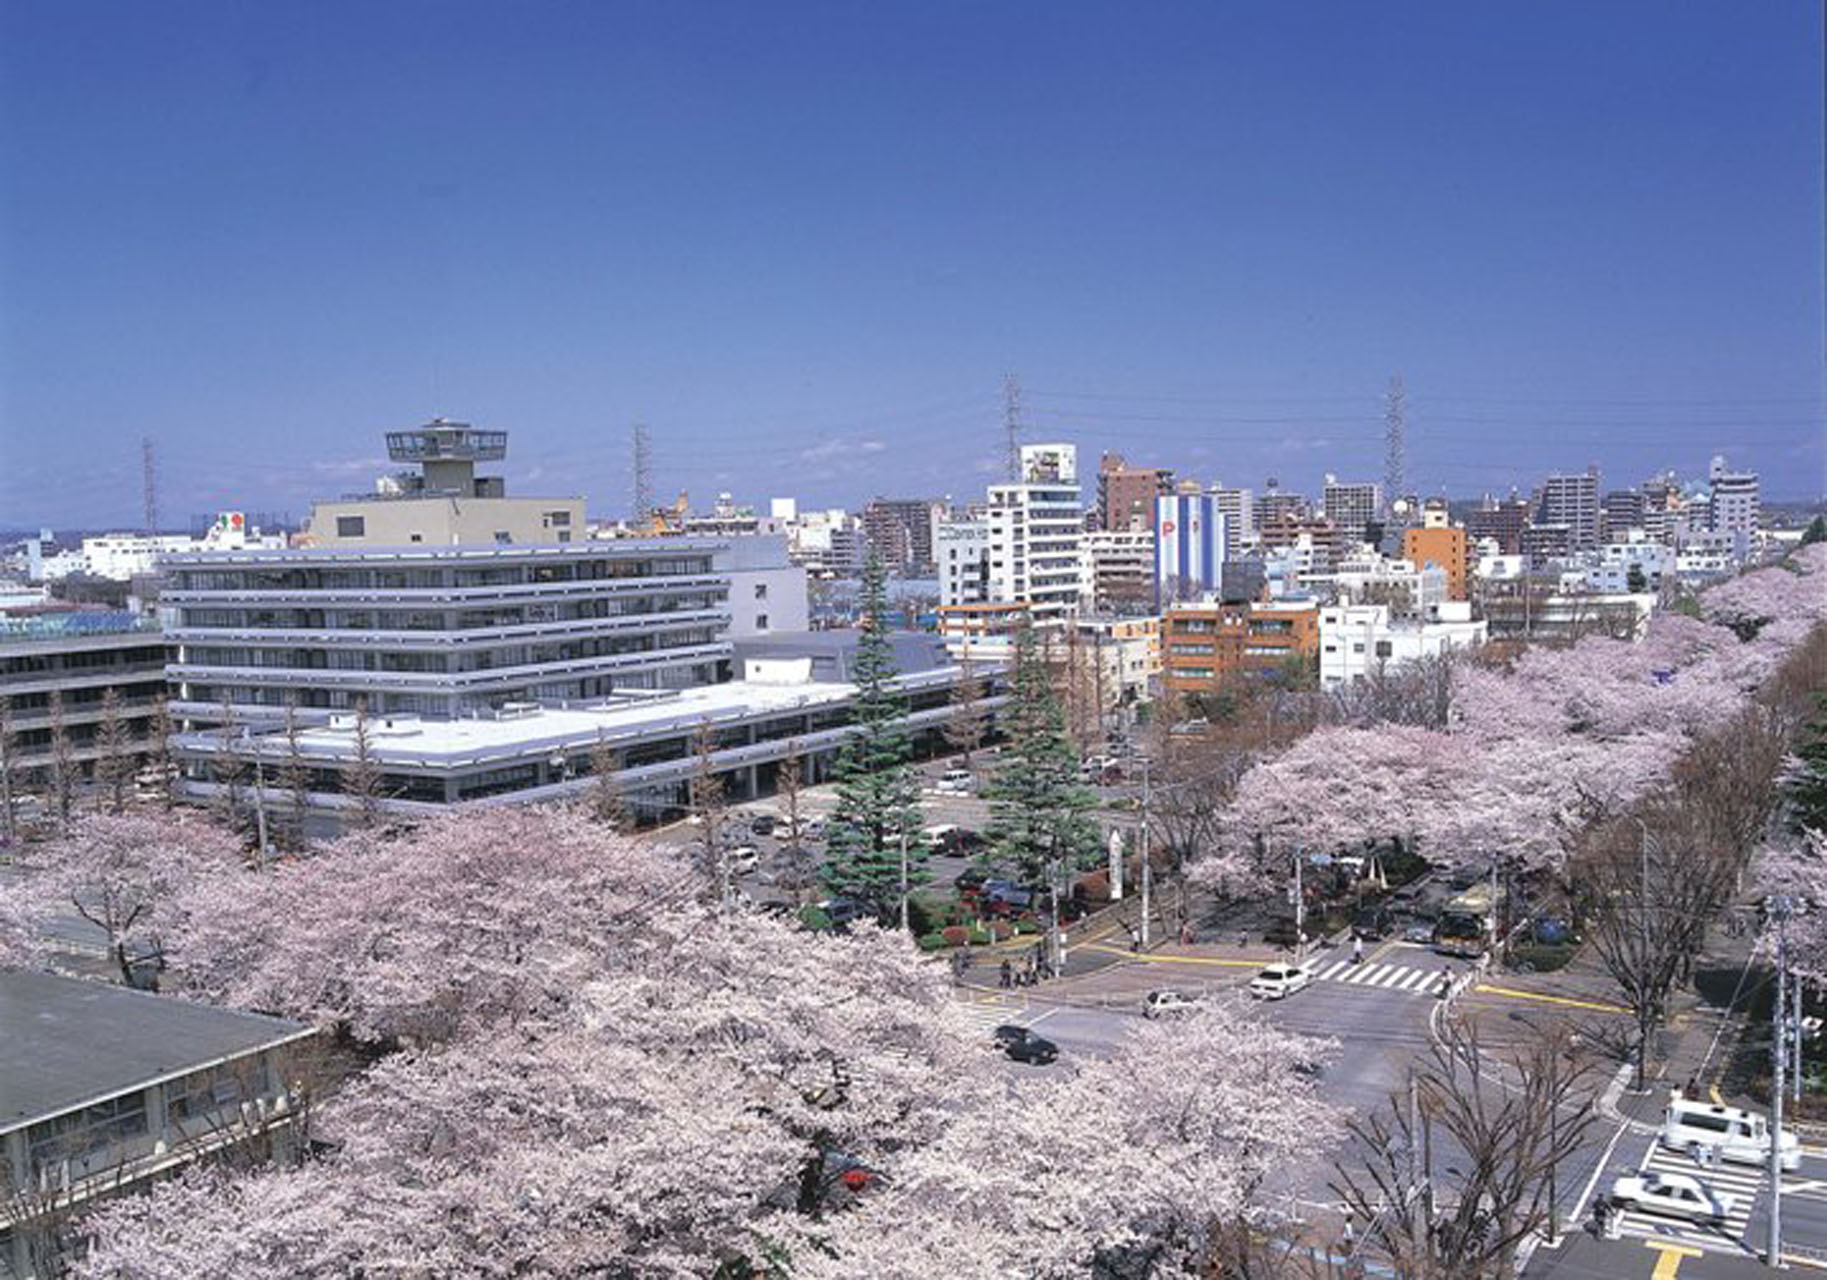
1318 602 1488 692
986 444 1084 624
937 520 993 607
1706 455 1760 545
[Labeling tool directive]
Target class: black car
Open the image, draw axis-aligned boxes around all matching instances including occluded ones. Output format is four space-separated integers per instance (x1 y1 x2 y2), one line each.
750 814 779 837
994 1024 1059 1065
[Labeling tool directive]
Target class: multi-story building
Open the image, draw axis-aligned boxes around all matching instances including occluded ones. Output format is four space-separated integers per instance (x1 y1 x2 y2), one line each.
1706 455 1760 545
1211 485 1257 548
936 520 993 609
1 972 316 1279
300 420 585 548
1519 523 1573 568
163 541 732 731
1640 473 1681 544
785 509 866 579
0 612 168 800
1096 454 1174 532
79 515 287 582
1153 492 1226 606
1321 476 1383 546
1465 496 1532 557
1536 467 1601 551
1599 489 1647 542
1585 532 1675 594
936 601 1030 661
986 444 1083 625
722 535 810 638
1317 601 1487 692
1316 553 1449 621
862 498 947 575
1080 528 1156 615
1253 485 1306 532
1400 503 1470 601
1257 513 1341 572
1161 600 1319 694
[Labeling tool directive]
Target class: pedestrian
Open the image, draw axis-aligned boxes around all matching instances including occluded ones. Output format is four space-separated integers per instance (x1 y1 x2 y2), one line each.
1684 1073 1699 1099
1341 1213 1356 1253
999 959 1012 989
1180 921 1193 946
1352 936 1365 966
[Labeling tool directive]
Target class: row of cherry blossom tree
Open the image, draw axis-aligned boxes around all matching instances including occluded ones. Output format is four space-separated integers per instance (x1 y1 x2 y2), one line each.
2 804 1342 1277
1199 544 1827 894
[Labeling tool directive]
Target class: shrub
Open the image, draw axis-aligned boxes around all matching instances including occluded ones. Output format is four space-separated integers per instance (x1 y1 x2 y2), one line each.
940 925 969 947
966 926 992 945
799 906 832 932
1508 942 1576 974
916 933 948 953
1013 919 1040 935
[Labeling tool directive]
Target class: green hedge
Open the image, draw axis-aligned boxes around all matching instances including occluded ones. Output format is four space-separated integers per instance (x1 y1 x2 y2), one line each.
916 933 948 952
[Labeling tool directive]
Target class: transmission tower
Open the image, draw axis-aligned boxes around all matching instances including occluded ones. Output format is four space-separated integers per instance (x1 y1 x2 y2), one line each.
141 436 159 534
630 423 654 525
1003 373 1022 481
1383 375 1407 518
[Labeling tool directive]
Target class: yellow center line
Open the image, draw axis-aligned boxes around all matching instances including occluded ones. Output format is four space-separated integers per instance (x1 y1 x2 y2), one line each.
1471 983 1630 1014
1646 1239 1701 1280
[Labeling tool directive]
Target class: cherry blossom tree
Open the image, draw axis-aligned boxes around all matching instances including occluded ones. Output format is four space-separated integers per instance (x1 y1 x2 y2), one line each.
806 1002 1341 1279
1755 829 1826 989
165 806 696 1046
0 812 244 985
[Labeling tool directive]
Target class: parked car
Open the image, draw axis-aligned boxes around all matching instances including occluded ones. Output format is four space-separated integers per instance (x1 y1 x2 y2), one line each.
936 827 986 856
1530 915 1574 945
727 845 761 874
994 1025 1059 1066
955 867 989 894
1609 1171 1734 1227
1142 990 1200 1019
1401 920 1436 944
819 898 869 928
749 813 779 837
935 768 974 794
1249 963 1314 1001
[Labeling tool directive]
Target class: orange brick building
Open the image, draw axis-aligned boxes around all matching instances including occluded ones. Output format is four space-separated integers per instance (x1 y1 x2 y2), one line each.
1162 600 1319 693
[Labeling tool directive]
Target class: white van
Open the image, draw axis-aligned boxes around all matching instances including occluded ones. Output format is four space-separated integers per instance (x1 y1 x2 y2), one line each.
1660 1099 1801 1171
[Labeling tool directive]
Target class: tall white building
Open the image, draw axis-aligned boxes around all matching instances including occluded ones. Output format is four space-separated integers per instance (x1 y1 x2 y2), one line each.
1318 602 1487 692
1080 527 1156 614
986 444 1084 624
1706 455 1760 544
1211 485 1256 548
1321 477 1383 546
937 519 993 607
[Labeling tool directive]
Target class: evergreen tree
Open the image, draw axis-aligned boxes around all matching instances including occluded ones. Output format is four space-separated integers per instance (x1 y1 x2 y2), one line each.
822 555 925 924
1801 514 1826 547
983 618 1102 904
1788 692 1827 834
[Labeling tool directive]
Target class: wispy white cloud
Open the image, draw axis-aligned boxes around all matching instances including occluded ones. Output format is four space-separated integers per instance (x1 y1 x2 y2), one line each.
797 437 886 465
310 456 390 477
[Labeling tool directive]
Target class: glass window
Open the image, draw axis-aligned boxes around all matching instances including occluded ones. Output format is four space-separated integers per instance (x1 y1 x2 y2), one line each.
336 516 366 538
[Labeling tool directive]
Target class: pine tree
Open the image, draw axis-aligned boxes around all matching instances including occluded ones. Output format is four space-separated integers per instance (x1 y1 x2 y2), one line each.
0 694 17 844
1801 514 1826 547
822 554 925 924
984 618 1101 949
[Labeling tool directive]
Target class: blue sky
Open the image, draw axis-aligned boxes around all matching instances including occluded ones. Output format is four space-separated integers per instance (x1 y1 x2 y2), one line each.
2 1 1821 529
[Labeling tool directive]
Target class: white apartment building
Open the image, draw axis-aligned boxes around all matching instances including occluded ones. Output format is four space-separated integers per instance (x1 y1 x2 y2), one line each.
986 443 1084 625
1321 476 1383 545
1585 532 1675 594
1706 455 1760 544
937 520 993 607
1318 601 1488 692
1211 485 1256 548
1307 550 1447 620
722 534 810 637
785 509 866 578
81 513 287 581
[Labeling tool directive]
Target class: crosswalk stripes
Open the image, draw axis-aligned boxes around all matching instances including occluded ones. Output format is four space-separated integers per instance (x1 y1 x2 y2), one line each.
1311 959 1445 995
953 998 1021 1035
1609 1142 1764 1256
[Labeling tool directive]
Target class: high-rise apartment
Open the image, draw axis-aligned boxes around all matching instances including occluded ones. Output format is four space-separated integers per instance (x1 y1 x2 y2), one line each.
986 444 1084 624
1096 453 1174 532
1536 467 1601 551
1154 492 1227 604
1706 455 1760 543
861 498 947 575
1321 476 1383 545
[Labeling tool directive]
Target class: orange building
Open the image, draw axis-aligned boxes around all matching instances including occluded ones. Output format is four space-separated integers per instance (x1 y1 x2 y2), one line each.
1162 600 1319 693
1403 524 1470 602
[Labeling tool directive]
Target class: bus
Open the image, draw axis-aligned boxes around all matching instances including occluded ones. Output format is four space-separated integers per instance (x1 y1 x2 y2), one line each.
1432 883 1505 958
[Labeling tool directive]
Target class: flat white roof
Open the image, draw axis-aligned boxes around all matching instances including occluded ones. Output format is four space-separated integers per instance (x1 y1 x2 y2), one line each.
269 674 944 766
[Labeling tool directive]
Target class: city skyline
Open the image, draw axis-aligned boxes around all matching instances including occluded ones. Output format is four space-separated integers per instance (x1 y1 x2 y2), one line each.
3 2 1822 524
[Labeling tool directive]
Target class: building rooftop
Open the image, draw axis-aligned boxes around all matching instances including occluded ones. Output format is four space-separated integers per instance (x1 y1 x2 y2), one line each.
0 971 315 1133
160 537 726 567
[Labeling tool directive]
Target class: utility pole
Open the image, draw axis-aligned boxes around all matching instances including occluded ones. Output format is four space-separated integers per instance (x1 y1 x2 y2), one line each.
1139 758 1152 948
1293 842 1306 965
1639 828 1651 1089
1793 976 1804 1104
1768 898 1792 1271
1049 854 1063 977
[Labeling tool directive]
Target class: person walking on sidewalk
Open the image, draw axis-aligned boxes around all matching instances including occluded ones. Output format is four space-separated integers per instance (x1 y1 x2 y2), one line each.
999 959 1012 989
1352 936 1365 966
